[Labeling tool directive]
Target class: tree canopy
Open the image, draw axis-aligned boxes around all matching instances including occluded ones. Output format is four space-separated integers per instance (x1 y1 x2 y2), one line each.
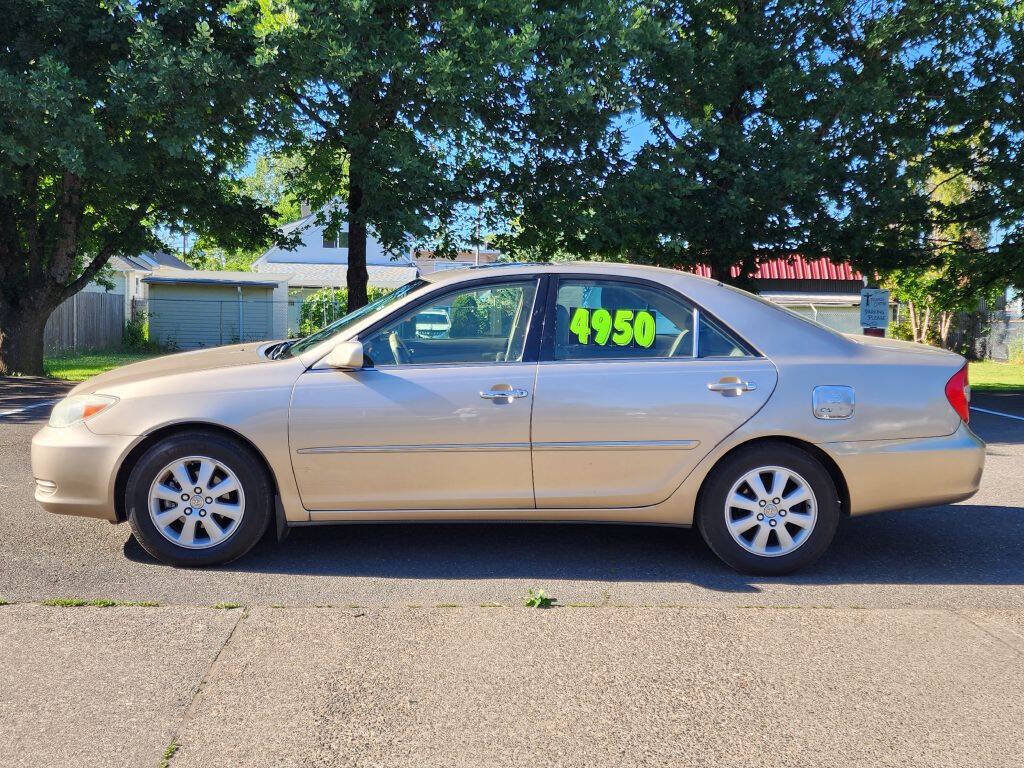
0 0 285 373
2 0 1022 374
502 0 1024 294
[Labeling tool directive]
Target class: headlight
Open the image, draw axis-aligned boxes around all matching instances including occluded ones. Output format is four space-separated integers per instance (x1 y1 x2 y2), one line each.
48 394 119 428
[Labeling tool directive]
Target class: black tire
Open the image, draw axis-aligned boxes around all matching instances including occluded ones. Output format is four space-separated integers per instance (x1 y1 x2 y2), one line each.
126 431 272 567
697 442 840 575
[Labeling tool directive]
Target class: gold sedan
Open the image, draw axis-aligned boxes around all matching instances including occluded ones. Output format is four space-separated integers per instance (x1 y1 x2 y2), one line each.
32 263 984 573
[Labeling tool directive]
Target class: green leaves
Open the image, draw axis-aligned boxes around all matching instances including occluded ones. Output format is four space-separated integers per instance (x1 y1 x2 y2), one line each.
0 0 288 373
503 0 1024 296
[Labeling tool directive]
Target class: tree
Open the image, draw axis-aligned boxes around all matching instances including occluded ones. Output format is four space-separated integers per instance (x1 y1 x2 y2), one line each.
504 0 1024 291
268 1 541 309
0 0 284 374
885 168 1006 347
185 152 305 271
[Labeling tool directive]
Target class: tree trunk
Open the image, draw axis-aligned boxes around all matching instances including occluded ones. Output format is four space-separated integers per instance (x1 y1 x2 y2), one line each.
0 299 53 376
346 165 369 311
939 311 954 348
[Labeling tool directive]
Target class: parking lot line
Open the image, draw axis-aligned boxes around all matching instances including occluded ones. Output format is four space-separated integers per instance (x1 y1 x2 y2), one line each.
0 400 58 418
970 405 1024 422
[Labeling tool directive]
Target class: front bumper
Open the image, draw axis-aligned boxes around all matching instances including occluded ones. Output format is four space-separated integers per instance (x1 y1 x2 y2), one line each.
31 422 137 521
823 421 985 516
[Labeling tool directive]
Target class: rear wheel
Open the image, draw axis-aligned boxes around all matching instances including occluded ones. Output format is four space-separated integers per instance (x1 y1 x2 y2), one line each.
697 443 839 575
126 432 272 567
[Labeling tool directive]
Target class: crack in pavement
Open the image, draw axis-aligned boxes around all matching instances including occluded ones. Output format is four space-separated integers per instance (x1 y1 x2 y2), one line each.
951 609 1024 659
165 607 249 766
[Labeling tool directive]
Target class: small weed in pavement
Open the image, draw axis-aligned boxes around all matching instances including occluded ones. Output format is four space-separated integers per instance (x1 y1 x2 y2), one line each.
42 598 159 608
211 602 244 610
158 740 180 768
523 588 555 608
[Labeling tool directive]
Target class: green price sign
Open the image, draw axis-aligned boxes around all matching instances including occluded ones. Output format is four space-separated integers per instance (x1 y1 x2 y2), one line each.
568 307 656 348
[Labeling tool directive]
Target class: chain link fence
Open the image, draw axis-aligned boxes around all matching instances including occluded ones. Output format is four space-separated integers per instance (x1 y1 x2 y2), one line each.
947 309 1024 362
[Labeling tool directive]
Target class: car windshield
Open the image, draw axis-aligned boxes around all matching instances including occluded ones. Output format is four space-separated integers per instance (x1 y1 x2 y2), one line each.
275 279 429 359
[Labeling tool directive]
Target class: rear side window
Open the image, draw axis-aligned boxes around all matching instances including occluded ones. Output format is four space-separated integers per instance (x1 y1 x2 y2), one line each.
697 314 750 358
551 278 751 361
553 279 696 360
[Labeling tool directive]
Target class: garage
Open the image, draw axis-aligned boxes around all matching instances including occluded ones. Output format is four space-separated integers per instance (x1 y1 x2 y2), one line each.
142 270 291 349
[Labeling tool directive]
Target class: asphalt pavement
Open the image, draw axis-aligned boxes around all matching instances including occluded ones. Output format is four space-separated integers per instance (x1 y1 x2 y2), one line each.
0 381 1021 609
1 378 1022 767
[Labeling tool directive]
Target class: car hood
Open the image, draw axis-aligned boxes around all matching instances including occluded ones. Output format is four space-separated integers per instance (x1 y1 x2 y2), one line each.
70 343 271 395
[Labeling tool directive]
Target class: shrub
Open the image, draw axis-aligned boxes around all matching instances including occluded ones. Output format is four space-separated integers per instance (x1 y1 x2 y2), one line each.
122 310 165 351
297 285 396 336
299 288 347 336
122 310 148 348
888 321 914 341
1010 339 1024 365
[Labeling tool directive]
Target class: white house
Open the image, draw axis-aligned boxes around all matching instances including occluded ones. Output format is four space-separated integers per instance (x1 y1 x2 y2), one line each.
253 204 419 292
252 204 419 333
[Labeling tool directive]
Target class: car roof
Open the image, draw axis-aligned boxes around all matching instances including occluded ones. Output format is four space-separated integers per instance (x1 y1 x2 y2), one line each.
420 260 722 289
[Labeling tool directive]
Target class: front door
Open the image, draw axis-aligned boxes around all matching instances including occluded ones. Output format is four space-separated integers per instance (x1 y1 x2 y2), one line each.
290 278 541 511
531 276 777 508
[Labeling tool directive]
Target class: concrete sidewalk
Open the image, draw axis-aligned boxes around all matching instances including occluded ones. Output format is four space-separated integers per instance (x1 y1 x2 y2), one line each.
2 604 1022 768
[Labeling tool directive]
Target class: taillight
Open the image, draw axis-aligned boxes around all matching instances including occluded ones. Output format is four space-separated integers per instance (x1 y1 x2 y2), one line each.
945 363 970 424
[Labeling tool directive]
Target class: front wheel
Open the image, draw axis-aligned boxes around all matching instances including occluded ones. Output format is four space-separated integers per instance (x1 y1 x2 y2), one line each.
697 443 840 575
125 431 272 567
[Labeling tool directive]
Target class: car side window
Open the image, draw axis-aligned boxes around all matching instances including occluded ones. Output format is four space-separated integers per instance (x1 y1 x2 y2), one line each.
552 278 752 361
553 279 696 360
362 280 538 367
697 313 750 358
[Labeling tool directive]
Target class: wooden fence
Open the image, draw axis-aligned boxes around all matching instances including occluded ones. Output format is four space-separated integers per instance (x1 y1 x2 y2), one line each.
44 291 125 352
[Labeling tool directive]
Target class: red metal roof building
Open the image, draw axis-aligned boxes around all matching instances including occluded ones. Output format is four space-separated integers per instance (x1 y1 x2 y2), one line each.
688 256 869 334
690 256 862 282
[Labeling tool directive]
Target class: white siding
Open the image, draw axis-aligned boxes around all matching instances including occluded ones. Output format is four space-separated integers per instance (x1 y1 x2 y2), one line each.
259 208 414 268
82 274 126 295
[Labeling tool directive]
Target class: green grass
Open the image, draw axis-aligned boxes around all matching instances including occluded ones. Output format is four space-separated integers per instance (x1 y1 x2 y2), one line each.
969 361 1024 392
41 598 160 607
211 602 244 610
44 347 164 382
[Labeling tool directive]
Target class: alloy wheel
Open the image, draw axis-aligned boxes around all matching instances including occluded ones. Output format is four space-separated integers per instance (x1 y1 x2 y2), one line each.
147 455 246 550
723 465 818 558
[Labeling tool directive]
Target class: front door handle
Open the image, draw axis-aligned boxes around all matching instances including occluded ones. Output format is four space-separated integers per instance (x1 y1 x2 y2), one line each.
480 387 529 401
707 377 757 396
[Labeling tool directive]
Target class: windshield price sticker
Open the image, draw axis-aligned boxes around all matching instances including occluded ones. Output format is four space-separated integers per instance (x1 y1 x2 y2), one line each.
568 307 657 348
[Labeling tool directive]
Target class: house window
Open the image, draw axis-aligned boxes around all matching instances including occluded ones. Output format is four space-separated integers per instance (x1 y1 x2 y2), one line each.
322 231 350 249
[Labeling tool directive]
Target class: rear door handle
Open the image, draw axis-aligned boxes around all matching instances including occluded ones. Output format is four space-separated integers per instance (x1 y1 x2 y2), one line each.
480 387 529 401
707 378 757 396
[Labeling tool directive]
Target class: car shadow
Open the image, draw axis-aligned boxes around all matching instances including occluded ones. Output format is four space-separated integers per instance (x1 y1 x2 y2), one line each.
123 503 1024 590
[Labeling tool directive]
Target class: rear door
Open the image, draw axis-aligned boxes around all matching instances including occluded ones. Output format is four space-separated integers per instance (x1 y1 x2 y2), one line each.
531 276 777 508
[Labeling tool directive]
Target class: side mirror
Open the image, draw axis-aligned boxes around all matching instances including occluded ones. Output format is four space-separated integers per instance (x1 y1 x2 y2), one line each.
324 340 364 371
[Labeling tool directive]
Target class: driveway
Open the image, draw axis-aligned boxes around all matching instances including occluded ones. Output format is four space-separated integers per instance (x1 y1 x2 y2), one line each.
0 376 73 421
2 379 1022 767
1 381 1021 608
